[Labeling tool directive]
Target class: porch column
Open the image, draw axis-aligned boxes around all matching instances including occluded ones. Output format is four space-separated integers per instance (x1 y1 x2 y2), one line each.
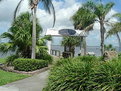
47 40 52 54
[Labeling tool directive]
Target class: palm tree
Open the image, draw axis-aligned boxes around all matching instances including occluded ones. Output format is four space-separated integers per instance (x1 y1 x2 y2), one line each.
80 1 114 56
72 6 96 55
14 0 55 59
0 12 47 58
62 36 80 57
106 13 121 52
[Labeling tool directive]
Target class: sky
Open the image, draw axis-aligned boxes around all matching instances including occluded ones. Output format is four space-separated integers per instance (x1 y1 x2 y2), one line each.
0 0 121 46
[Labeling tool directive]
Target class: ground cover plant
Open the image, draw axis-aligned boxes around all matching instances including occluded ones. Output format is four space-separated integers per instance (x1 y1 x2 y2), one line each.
43 56 121 91
0 70 29 86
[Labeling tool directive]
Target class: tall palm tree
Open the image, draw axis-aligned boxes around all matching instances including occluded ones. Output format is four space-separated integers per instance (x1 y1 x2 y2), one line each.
106 13 121 52
72 7 96 55
81 1 114 56
14 0 55 59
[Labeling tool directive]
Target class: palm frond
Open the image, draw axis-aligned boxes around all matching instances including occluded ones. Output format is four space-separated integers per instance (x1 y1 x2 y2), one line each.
40 0 56 27
84 23 94 32
14 0 24 19
104 2 115 16
0 32 14 40
113 13 121 21
106 22 121 38
0 43 16 53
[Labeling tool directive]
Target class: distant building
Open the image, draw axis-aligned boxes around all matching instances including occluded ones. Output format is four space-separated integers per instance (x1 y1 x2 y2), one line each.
45 28 87 57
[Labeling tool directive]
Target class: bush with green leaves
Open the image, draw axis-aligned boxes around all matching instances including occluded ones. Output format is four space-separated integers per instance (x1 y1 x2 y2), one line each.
74 56 97 62
6 55 19 66
13 58 48 72
37 53 53 64
43 56 121 91
118 53 121 59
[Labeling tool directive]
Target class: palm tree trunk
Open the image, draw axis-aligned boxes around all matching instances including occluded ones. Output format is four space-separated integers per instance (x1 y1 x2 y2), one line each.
116 33 121 52
80 37 84 56
100 21 105 56
31 7 37 59
80 37 87 56
83 37 87 55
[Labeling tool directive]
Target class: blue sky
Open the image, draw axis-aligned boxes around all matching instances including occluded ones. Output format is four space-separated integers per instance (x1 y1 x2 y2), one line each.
0 0 121 46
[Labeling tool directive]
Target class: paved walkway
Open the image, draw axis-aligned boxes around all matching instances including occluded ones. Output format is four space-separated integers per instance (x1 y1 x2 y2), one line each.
0 71 49 91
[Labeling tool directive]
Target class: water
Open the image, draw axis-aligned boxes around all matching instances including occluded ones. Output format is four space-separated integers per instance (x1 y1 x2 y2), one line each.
51 45 119 56
0 46 119 58
0 52 14 58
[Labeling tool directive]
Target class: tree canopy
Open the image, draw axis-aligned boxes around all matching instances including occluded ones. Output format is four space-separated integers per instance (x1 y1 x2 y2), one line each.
0 12 45 58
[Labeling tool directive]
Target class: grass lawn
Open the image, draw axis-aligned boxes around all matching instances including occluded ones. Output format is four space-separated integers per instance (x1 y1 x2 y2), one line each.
0 58 6 64
0 70 29 86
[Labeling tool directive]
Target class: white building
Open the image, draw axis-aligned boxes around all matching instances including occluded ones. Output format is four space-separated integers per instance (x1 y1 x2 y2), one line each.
45 28 87 57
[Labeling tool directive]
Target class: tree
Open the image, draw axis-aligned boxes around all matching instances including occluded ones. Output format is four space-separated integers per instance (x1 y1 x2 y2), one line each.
79 1 114 56
104 44 116 51
72 6 96 55
106 13 121 52
61 36 80 57
14 0 56 59
0 12 49 58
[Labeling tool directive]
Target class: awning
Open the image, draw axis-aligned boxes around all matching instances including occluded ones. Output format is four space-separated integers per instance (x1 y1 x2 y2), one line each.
45 28 87 37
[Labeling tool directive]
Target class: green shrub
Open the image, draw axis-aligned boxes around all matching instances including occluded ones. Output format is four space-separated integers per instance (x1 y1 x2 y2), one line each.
118 53 121 59
91 59 121 91
97 56 104 61
44 56 121 91
6 55 19 66
76 56 97 62
13 58 48 72
37 53 53 64
44 57 97 91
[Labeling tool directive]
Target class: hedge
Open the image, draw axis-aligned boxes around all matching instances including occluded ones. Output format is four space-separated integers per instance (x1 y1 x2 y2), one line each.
13 58 48 72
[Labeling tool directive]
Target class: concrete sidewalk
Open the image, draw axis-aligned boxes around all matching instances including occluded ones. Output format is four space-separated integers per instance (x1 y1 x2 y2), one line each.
0 71 49 91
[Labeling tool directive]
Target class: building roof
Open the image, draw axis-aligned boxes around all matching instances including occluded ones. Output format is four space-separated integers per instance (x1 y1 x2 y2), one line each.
45 28 87 37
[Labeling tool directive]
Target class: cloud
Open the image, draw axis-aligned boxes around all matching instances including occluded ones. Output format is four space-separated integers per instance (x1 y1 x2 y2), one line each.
37 0 80 29
86 9 119 46
0 0 120 46
0 0 29 33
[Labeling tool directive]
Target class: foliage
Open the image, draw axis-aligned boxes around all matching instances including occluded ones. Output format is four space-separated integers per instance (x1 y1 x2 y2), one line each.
118 53 121 59
15 0 55 26
104 44 116 51
72 7 96 30
73 1 114 56
0 12 50 59
13 58 48 72
44 56 121 91
97 56 104 61
106 22 121 38
37 53 53 64
62 36 80 47
62 36 80 56
0 12 42 57
15 0 55 59
6 55 20 66
76 56 97 62
106 13 121 52
0 70 29 86
0 58 6 64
